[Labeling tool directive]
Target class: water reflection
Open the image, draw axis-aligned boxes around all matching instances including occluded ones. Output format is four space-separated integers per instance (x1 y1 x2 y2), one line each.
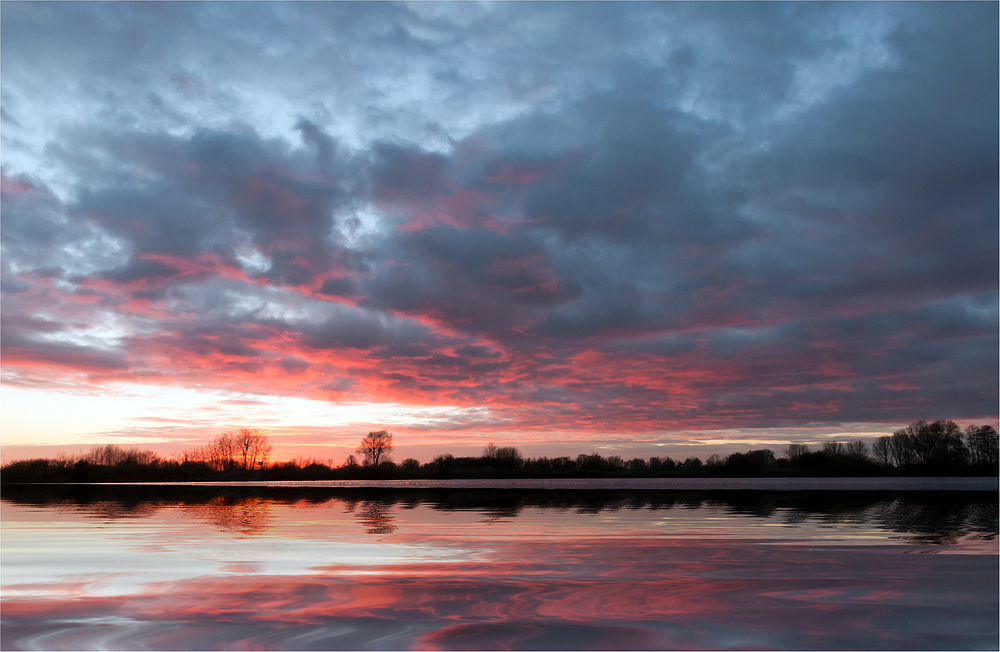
353 500 397 535
2 485 996 544
870 498 999 545
2 487 997 650
3 533 997 649
199 496 274 537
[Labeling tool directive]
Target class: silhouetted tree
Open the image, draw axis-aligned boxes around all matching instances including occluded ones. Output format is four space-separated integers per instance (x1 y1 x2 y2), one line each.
880 421 969 470
87 444 119 465
889 429 916 467
823 442 845 456
872 436 891 466
577 452 604 473
205 432 238 470
6 417 995 484
724 449 774 475
845 440 869 459
648 456 676 473
231 427 272 470
484 443 523 468
357 430 393 466
86 444 159 466
911 420 965 467
432 453 455 476
784 444 809 461
965 425 999 468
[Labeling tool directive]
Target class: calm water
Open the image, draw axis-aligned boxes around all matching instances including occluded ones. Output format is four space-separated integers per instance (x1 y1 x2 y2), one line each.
1 485 997 650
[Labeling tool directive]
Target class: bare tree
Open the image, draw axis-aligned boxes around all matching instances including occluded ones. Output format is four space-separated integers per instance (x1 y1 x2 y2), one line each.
178 447 205 464
231 427 272 470
88 444 121 465
484 442 522 465
251 432 273 469
497 446 523 466
357 430 393 466
87 444 159 465
872 436 892 466
205 432 238 470
784 444 810 461
845 440 869 459
822 442 845 456
889 429 915 467
965 425 999 467
887 420 966 467
911 420 965 466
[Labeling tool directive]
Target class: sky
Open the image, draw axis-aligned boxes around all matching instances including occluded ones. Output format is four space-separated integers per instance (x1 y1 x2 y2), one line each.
1 2 997 464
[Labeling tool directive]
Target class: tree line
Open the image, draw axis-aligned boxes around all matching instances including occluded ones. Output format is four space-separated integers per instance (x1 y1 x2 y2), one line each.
2 421 996 484
869 421 998 469
1 428 274 483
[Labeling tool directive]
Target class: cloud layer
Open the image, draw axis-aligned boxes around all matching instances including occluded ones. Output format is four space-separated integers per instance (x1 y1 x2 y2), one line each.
2 2 997 437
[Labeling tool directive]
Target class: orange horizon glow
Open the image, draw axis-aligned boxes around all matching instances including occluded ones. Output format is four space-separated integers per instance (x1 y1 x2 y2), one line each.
3 381 995 466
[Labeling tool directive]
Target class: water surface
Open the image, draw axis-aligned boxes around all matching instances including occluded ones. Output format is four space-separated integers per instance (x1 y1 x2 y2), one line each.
2 486 997 650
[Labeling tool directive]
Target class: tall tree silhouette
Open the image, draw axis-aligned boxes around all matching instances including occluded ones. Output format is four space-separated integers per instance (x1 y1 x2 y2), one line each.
964 425 998 468
231 428 273 470
357 430 393 466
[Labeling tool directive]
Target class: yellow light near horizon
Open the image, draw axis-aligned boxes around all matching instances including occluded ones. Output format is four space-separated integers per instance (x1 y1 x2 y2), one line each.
0 383 496 451
1 385 157 446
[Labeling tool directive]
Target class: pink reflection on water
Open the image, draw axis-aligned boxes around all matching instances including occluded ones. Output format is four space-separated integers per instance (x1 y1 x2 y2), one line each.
2 494 997 650
4 535 997 650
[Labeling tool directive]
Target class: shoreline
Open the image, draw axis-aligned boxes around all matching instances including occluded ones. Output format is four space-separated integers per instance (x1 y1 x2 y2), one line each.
5 477 997 491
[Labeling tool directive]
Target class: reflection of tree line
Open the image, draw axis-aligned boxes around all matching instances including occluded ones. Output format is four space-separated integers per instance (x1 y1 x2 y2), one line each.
200 496 274 536
868 498 998 545
3 485 994 545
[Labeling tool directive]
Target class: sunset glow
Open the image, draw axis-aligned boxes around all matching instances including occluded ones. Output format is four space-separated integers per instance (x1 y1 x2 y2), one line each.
1 3 997 463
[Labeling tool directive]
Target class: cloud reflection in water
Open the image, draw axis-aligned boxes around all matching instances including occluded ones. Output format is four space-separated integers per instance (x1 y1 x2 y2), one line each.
1 489 997 650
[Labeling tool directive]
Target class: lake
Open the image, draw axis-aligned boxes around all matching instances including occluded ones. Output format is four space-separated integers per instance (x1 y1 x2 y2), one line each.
1 483 997 650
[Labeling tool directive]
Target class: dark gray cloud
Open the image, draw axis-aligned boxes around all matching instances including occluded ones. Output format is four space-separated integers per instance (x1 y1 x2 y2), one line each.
100 259 181 285
1 2 996 430
300 307 430 352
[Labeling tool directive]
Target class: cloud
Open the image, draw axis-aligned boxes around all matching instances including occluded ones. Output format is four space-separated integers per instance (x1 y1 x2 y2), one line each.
100 259 182 285
1 2 996 439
